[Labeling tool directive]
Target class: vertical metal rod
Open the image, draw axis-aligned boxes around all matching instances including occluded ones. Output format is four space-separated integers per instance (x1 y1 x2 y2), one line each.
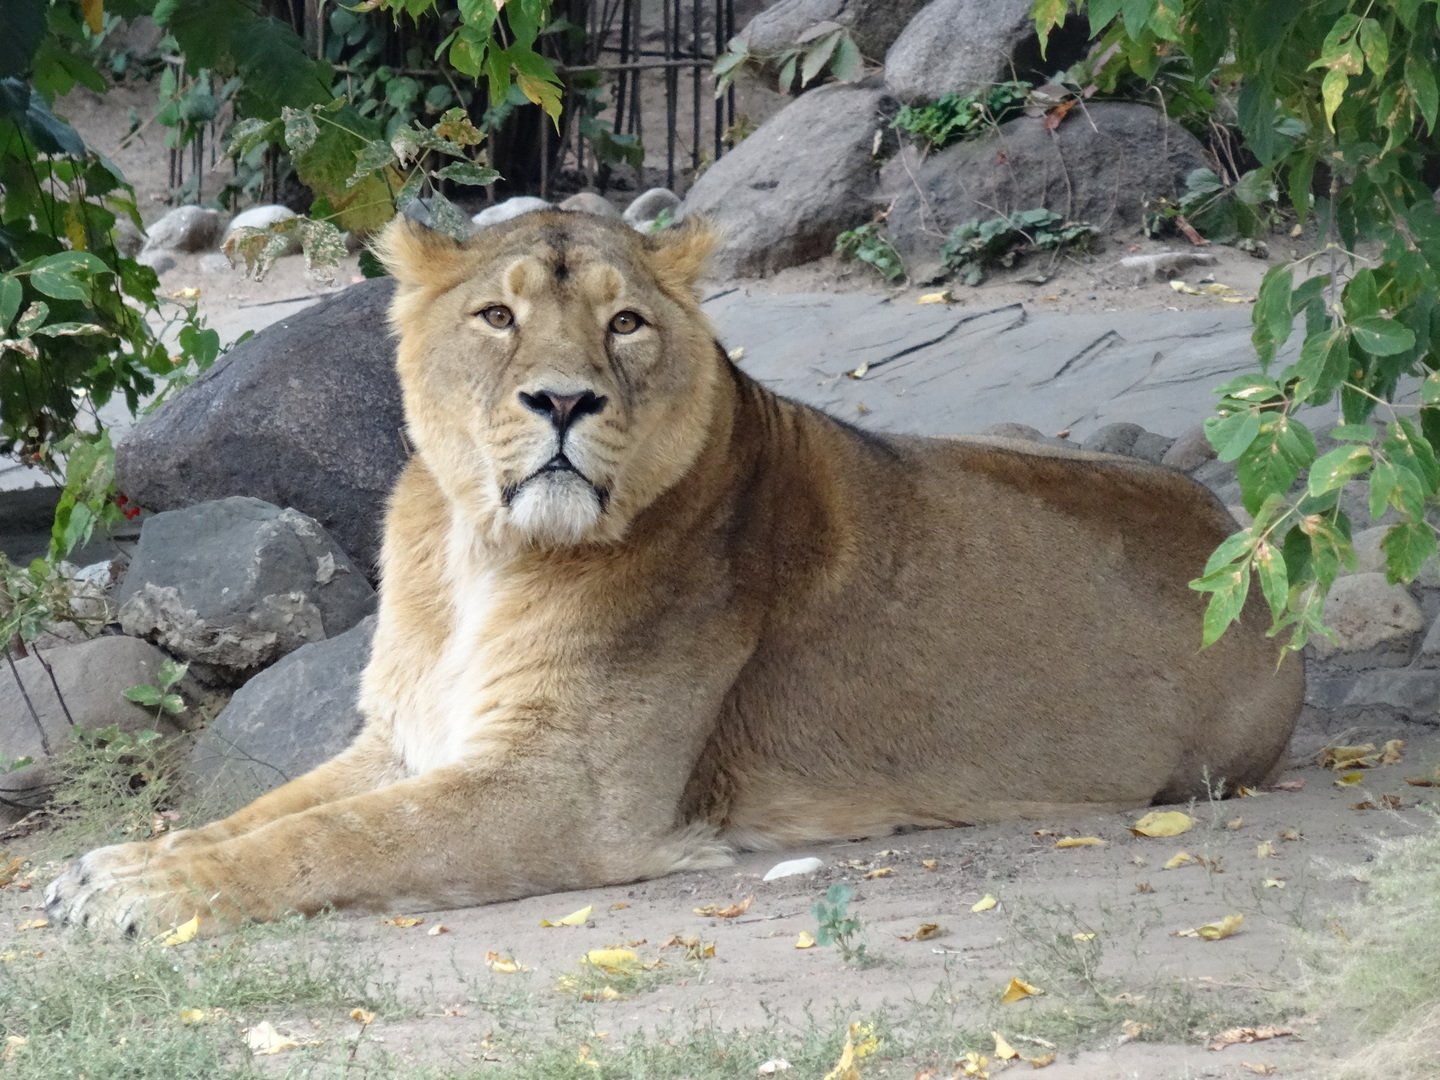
713 0 723 161
725 0 736 144
615 0 631 137
691 0 701 174
629 1 642 144
663 0 676 190
539 107 549 199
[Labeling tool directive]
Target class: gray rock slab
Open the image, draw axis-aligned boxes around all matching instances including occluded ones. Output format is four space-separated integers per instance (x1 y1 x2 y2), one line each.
113 278 405 571
681 84 896 277
186 615 373 814
0 636 191 823
703 290 1281 441
741 0 929 61
883 0 1044 102
117 497 375 683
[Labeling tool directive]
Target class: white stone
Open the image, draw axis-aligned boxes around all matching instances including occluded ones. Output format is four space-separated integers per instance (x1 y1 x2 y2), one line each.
762 856 824 881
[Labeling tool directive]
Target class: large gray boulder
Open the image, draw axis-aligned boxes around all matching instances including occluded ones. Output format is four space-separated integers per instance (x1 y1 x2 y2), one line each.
117 497 375 684
740 0 929 61
882 0 1088 102
0 636 196 823
186 615 373 814
114 279 405 571
681 83 895 277
883 103 1209 281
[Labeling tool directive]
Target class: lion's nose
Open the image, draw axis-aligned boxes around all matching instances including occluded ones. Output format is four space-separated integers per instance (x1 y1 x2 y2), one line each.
518 388 608 434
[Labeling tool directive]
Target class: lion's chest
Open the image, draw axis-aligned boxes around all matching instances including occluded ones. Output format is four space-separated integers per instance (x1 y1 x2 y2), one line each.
390 567 503 775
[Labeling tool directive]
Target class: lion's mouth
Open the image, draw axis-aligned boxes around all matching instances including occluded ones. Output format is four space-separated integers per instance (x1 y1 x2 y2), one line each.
503 454 610 510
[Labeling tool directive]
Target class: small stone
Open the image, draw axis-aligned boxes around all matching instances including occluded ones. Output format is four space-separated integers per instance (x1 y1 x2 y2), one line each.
762 856 825 881
1161 424 1216 472
623 187 681 229
979 422 1071 449
1113 250 1219 285
141 205 226 253
559 191 620 218
471 197 552 231
1082 422 1145 457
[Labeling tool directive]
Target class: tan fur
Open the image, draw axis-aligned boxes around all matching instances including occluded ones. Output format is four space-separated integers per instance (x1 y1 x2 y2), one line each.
46 212 1302 936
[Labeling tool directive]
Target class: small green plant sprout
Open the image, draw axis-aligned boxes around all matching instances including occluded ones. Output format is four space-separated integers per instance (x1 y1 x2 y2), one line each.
891 81 1032 151
835 223 906 283
713 22 863 98
1143 166 1278 246
124 659 189 721
646 207 676 234
940 209 1097 286
813 883 868 963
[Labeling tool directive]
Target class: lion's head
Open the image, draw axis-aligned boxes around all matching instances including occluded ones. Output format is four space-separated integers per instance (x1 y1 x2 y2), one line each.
375 210 719 549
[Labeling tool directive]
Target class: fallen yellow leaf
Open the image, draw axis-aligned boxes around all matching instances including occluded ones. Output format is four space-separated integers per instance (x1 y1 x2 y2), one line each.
245 1021 301 1055
1179 913 1244 940
794 930 816 949
957 1050 989 1077
1028 1052 1057 1067
1279 828 1302 841
609 901 629 910
0 855 25 887
385 915 424 928
17 918 48 931
992 1031 1019 1060
971 894 998 913
921 857 938 871
1380 738 1404 764
1226 816 1244 831
162 915 200 946
1072 931 1096 942
427 923 449 936
822 1022 880 1080
1240 1062 1276 1075
1207 1025 1295 1051
1319 743 1379 769
694 895 753 918
863 866 895 879
900 922 943 941
917 289 955 305
486 950 529 974
178 1008 207 1025
1262 878 1286 889
1054 836 1105 849
1130 810 1193 837
1001 976 1042 1004
1256 841 1277 859
541 905 592 928
584 948 640 975
1235 785 1261 797
350 1007 375 1025
1164 851 1199 870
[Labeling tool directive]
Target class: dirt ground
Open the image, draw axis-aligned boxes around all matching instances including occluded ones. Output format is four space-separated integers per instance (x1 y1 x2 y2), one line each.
5 78 1432 1080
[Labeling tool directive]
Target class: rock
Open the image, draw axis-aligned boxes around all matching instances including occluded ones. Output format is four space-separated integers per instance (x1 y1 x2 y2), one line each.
978 421 1071 449
883 103 1209 282
623 187 682 230
1081 421 1145 457
114 218 145 258
680 84 895 278
0 636 196 823
1353 524 1440 589
136 251 175 274
762 856 825 881
1129 431 1175 465
114 278 405 571
197 252 232 274
559 191 620 218
739 0 929 60
883 0 1081 102
1113 250 1219 285
141 205 225 254
224 204 300 254
471 196 553 231
116 497 375 683
1161 424 1216 472
1309 573 1425 667
186 615 373 813
1306 668 1440 724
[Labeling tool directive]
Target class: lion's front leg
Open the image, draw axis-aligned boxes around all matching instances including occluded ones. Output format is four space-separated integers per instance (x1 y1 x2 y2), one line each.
45 756 712 938
45 724 403 928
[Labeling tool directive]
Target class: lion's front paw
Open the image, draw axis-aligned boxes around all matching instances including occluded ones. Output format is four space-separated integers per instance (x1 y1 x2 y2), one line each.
45 845 219 938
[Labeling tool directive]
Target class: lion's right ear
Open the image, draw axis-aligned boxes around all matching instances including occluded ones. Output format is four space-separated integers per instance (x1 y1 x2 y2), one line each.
371 214 465 288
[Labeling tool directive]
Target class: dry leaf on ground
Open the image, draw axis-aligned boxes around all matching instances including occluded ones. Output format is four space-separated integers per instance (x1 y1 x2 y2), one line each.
385 915 424 928
1028 1052 1056 1067
693 895 753 918
921 858 939 870
245 1021 302 1055
1207 1025 1295 1051
1130 810 1193 837
178 1008 207 1025
1240 1062 1277 1075
863 866 895 880
349 1007 375 1025
162 915 200 946
584 948 640 975
971 894 998 912
1054 836 1105 849
0 856 25 887
1178 913 1244 940
1001 976 1042 1003
486 951 528 974
540 905 592 928
794 930 816 949
1164 851 1200 870
956 1050 989 1076
899 923 943 941
822 1022 880 1080
917 290 955 305
992 1032 1019 1060
17 918 47 931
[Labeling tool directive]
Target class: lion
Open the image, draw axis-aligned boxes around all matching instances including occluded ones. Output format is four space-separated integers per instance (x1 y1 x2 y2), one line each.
46 211 1302 936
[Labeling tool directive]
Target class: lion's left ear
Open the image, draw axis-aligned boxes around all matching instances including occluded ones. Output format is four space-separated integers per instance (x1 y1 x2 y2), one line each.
645 217 716 291
370 213 465 289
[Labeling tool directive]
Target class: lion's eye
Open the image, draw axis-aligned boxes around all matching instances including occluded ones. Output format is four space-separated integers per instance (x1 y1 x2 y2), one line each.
478 305 514 330
609 310 644 335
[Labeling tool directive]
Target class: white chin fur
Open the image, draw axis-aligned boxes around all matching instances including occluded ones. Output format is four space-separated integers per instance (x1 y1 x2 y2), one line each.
507 476 603 545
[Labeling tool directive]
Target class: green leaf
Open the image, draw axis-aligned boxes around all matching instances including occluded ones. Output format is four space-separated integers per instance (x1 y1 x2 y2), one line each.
282 106 320 156
1382 521 1437 583
830 33 862 82
0 0 46 78
1308 445 1372 496
158 658 190 690
1408 51 1439 133
801 29 842 86
27 251 109 301
1350 316 1415 356
1194 564 1251 648
777 53 798 93
1255 541 1288 621
1252 266 1294 365
15 301 48 336
1216 410 1262 463
347 138 396 189
1330 422 1377 442
0 276 20 332
1034 0 1071 53
1389 418 1440 491
1357 17 1388 76
1293 328 1350 399
159 694 188 716
1203 529 1259 576
432 160 501 187
124 684 164 707
1237 416 1315 514
1322 67 1349 131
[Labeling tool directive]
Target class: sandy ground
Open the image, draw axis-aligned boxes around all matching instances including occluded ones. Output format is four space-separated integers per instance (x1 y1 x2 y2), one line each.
1 77 1430 1079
